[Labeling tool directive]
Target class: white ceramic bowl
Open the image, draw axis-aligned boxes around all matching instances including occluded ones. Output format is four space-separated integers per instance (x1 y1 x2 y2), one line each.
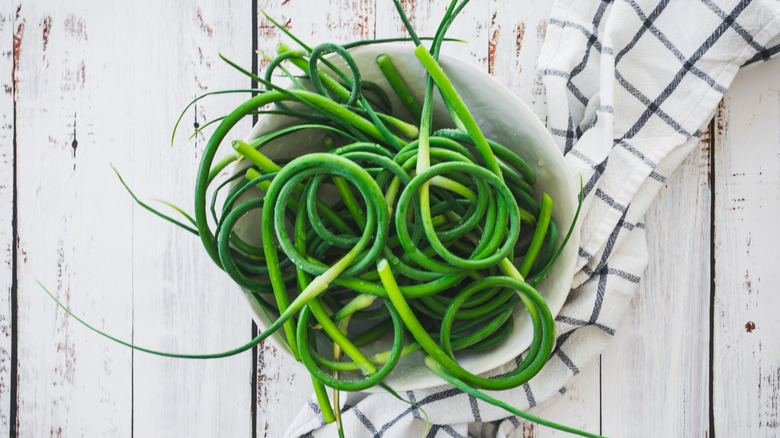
234 44 579 392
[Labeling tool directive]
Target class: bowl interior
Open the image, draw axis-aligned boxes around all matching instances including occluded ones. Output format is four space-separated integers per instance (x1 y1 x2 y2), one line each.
232 44 579 392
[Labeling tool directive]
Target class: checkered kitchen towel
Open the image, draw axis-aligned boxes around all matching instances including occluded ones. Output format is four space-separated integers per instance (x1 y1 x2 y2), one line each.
287 0 780 436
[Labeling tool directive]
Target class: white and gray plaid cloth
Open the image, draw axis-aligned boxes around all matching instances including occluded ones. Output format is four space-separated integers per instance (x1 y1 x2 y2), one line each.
286 1 780 436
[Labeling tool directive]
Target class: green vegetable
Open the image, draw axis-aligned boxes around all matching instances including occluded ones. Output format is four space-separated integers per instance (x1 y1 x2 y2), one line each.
42 1 600 437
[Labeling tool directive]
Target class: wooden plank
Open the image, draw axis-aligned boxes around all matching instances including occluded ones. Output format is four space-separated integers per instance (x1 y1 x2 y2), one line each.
600 131 712 436
254 2 382 436
14 1 134 436
488 0 554 121
14 1 254 436
375 0 489 69
0 2 15 433
713 58 780 436
258 0 376 66
488 1 602 436
128 1 253 437
254 341 313 437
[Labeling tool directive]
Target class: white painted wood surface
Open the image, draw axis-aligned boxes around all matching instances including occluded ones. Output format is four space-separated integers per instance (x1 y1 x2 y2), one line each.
601 131 712 437
0 2 15 434
1 1 778 437
126 2 254 437
713 60 780 435
14 2 133 436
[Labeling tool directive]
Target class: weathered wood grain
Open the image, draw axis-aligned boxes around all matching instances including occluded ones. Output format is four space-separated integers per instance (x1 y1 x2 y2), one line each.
255 1 382 436
128 2 253 437
13 1 255 436
713 58 780 436
14 1 134 436
487 2 602 436
0 2 15 433
488 0 552 121
601 131 712 436
375 0 489 70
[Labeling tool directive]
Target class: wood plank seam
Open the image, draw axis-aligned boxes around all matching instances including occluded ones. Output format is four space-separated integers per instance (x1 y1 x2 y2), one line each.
708 116 716 438
9 2 20 436
251 1 259 438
